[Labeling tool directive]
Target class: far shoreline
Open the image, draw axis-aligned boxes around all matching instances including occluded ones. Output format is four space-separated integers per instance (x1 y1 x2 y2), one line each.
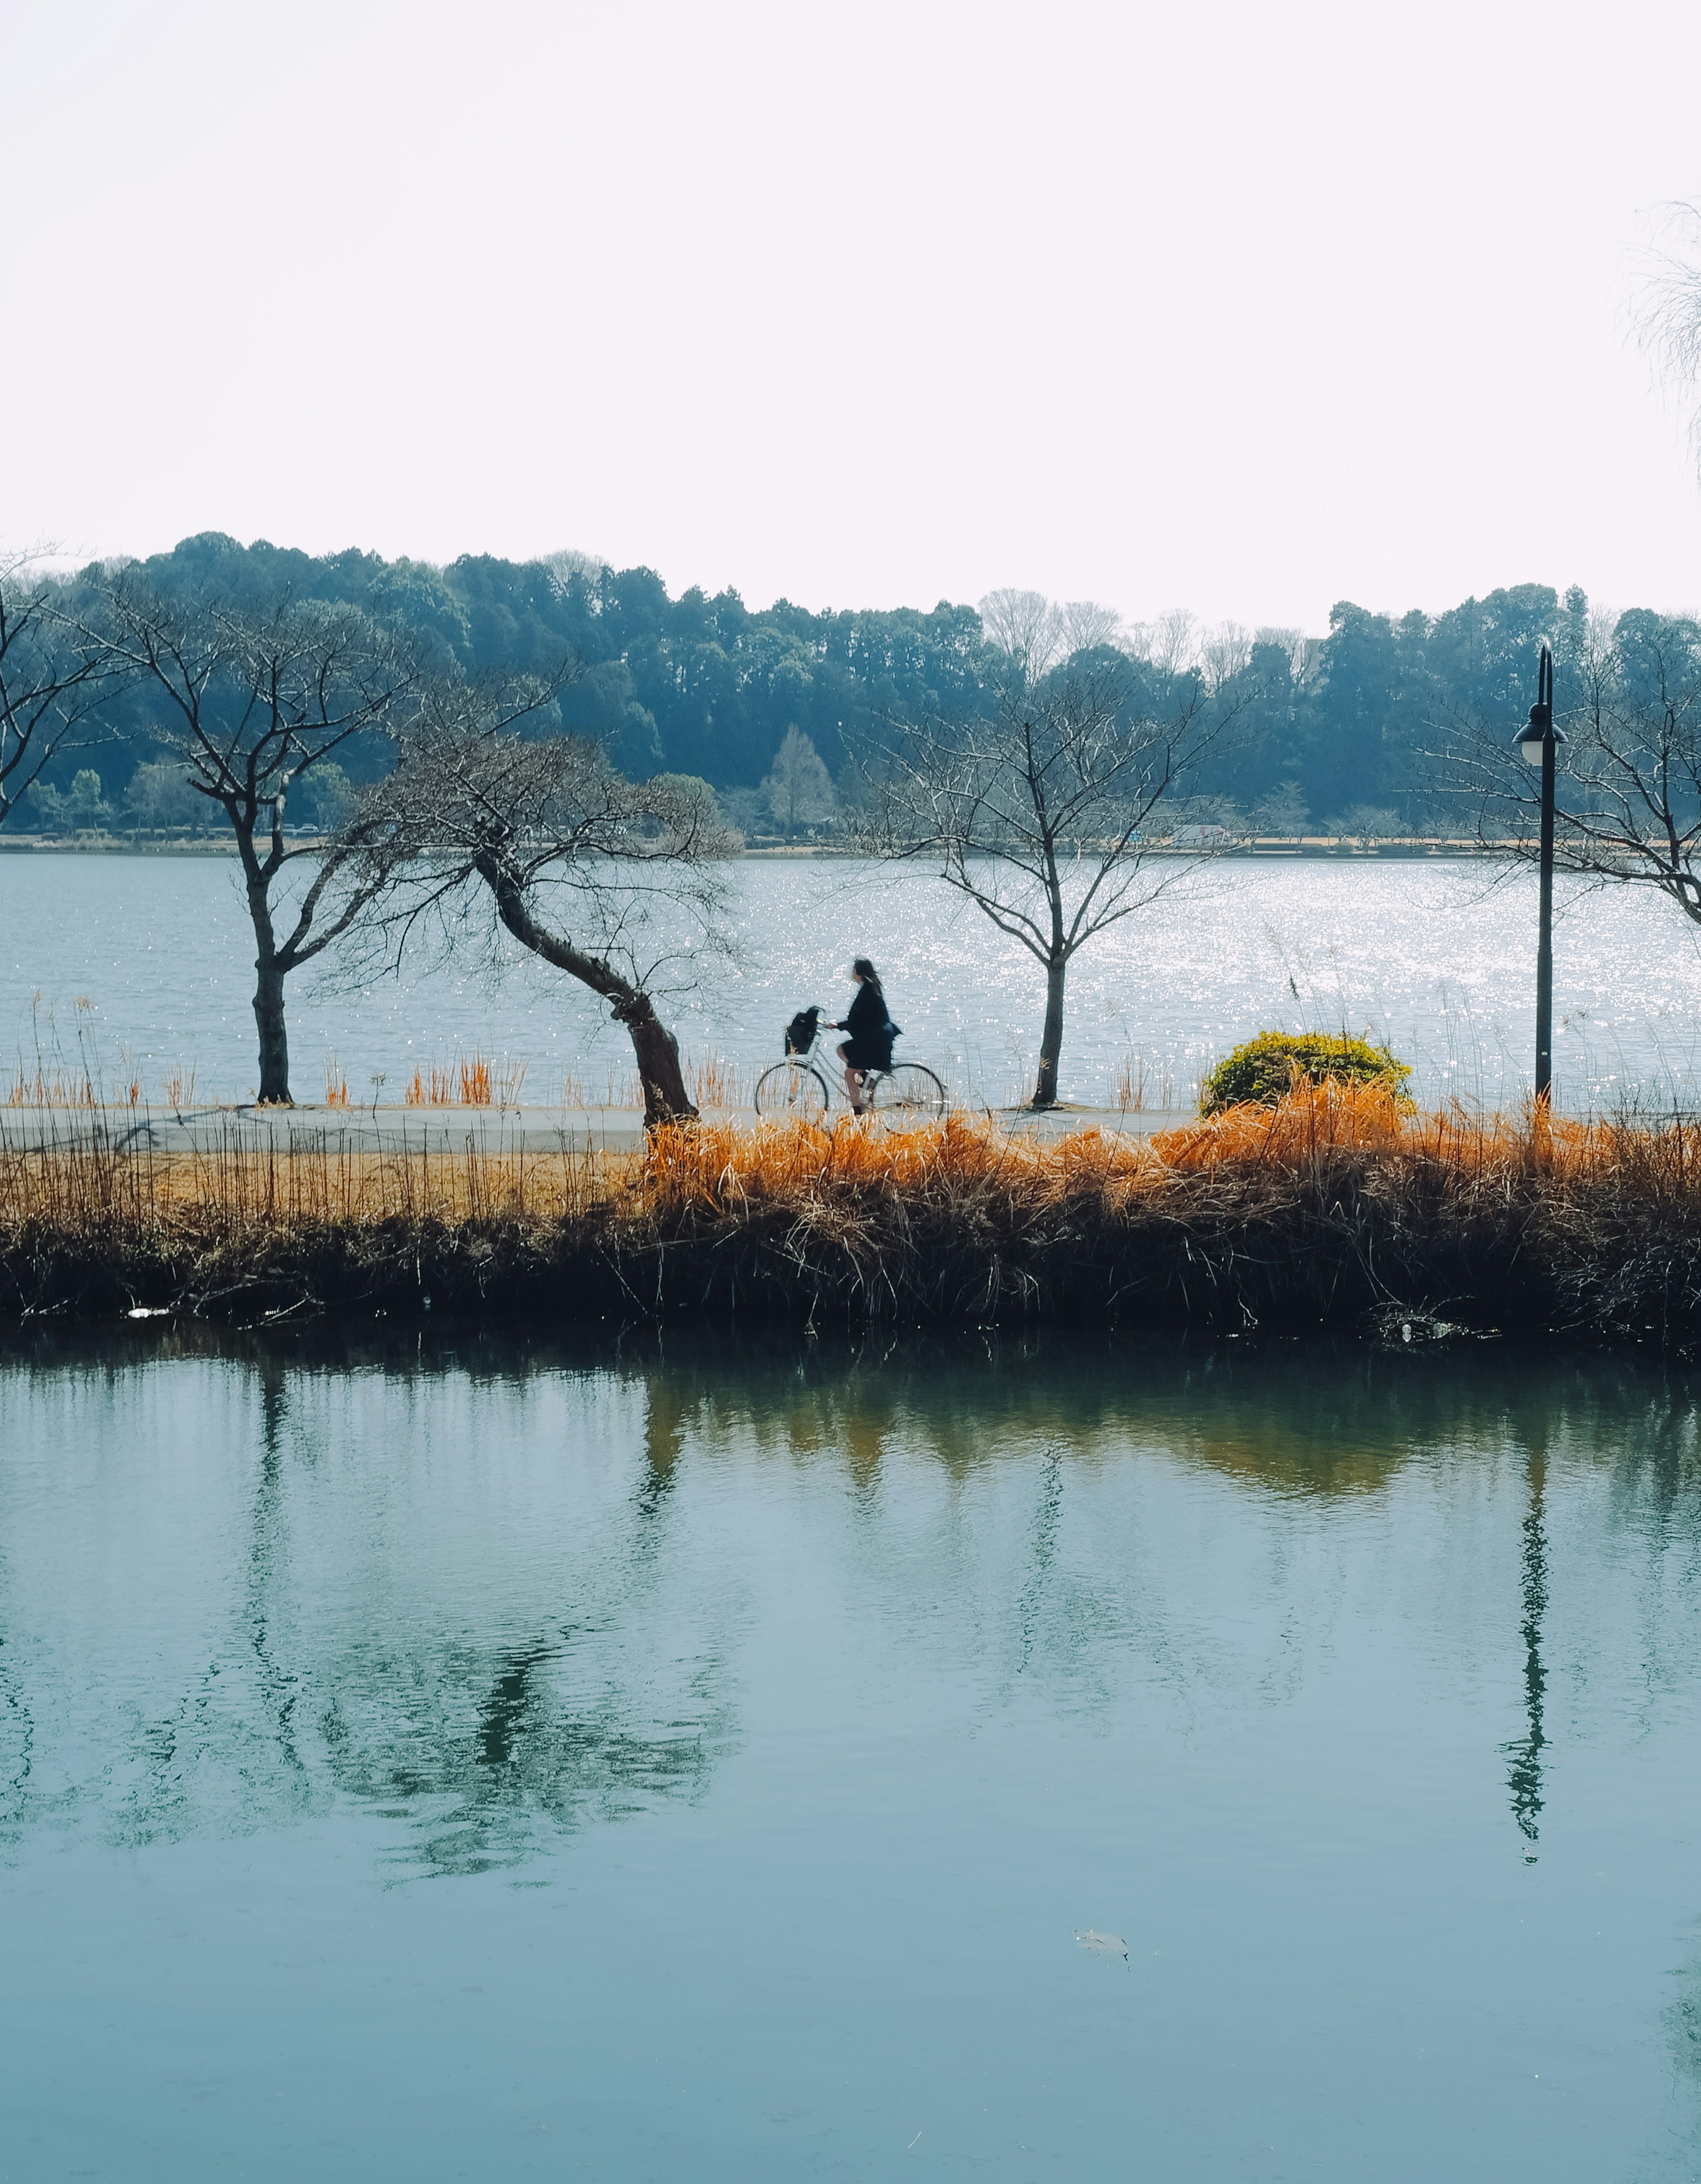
0 835 1516 861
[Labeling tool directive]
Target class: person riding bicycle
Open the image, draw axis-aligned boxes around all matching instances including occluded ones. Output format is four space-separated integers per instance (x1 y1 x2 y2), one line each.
832 958 897 1115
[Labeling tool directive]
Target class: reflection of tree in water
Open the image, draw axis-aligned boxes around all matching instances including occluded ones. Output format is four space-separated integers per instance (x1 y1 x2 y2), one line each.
247 1356 312 1815
1670 1950 1701 2077
1503 1451 1548 1858
0 1649 31 1842
11 1325 1701 1875
1664 1929 1701 2163
319 1627 728 1878
0 1469 28 1835
1012 1447 1064 1679
293 1362 731 1878
635 1374 687 1519
0 1355 734 1872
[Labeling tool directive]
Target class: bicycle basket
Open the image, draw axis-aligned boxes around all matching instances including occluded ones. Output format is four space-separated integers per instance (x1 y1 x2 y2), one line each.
784 1006 821 1056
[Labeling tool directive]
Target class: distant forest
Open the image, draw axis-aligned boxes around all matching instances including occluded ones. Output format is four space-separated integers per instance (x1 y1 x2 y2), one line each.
13 531 1653 837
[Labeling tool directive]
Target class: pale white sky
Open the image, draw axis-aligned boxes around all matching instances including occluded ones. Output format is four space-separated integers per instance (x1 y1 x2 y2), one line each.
5 0 1701 632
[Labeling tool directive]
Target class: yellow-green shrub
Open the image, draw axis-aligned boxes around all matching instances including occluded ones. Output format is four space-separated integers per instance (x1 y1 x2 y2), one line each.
1200 1031 1411 1114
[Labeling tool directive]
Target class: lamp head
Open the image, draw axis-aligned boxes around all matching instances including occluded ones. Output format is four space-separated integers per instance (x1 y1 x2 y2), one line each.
1515 701 1565 768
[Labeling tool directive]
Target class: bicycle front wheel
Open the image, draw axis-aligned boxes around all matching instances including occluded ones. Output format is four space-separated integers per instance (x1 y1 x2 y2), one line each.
754 1060 831 1118
868 1063 947 1119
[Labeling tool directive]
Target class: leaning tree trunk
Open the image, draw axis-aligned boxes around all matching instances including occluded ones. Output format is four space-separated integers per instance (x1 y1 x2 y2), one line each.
1032 953 1068 1108
611 990 699 1127
479 854 699 1128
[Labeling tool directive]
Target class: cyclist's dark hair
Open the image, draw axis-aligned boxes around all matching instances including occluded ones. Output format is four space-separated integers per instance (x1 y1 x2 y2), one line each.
851 956 882 995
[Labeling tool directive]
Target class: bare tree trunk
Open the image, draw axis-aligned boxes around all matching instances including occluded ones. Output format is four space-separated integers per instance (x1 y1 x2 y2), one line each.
1030 861 1068 1109
252 956 291 1103
478 853 699 1127
1033 953 1067 1108
237 824 295 1105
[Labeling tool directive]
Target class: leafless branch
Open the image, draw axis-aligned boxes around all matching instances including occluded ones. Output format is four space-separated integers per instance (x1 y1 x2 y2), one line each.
347 681 742 1124
854 652 1241 1103
81 579 427 1100
0 553 125 827
1439 610 1701 927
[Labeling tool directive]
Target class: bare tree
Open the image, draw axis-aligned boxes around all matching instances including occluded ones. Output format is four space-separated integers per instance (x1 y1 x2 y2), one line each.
982 592 1133 674
1056 599 1125 655
0 554 121 829
353 681 741 1126
1200 620 1254 691
858 655 1238 1107
1126 607 1200 678
978 588 1062 677
94 583 418 1102
1253 625 1316 683
541 546 611 593
1450 610 1701 926
1635 199 1701 479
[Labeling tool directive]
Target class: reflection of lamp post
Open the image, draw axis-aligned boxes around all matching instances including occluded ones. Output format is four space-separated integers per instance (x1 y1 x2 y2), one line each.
1514 644 1565 1104
1505 1447 1548 1860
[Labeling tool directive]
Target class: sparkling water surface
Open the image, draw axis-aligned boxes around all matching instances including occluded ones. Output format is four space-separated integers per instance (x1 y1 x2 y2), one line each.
1 851 1695 1109
3 1329 1701 2181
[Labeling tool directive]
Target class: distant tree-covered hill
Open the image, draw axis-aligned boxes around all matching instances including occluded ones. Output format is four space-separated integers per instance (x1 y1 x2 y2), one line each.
16 533 1679 840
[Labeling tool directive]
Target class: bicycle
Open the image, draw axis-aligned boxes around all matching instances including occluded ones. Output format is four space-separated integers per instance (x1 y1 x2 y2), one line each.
753 1005 948 1120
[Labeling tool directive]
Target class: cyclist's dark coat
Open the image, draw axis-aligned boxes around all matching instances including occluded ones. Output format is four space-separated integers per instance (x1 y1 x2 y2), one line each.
840 980 896 1071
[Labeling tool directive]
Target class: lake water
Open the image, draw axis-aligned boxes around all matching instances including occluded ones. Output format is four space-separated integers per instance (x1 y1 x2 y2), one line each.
4 1329 1701 2180
0 850 1695 1112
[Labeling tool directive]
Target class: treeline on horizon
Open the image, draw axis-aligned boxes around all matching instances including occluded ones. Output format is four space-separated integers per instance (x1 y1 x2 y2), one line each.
10 530 1661 838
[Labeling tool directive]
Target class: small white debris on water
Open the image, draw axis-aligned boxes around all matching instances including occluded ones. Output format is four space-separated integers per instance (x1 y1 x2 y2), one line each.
1075 1928 1127 1959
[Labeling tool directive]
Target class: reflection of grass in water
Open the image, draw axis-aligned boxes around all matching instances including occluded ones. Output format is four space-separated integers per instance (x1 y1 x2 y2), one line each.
598 1323 1698 1512
688 1358 1415 1498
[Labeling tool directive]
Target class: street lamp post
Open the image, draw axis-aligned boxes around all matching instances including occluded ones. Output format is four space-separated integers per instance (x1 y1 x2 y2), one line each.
1515 644 1564 1106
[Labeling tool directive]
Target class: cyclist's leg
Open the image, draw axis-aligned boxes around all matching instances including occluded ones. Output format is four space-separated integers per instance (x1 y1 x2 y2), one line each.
837 1042 866 1113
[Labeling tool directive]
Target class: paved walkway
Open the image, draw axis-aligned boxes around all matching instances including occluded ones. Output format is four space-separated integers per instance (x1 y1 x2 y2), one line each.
0 1102 1191 1156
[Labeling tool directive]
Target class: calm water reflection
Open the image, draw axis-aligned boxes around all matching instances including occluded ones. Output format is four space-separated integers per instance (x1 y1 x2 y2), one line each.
4 1329 1701 2179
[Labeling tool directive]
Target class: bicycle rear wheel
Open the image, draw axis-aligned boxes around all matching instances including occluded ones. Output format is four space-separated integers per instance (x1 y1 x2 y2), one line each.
868 1063 947 1118
754 1060 830 1118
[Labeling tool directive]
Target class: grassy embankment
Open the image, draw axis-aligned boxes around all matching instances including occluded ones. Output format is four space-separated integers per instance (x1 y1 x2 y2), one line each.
4 1083 1701 1350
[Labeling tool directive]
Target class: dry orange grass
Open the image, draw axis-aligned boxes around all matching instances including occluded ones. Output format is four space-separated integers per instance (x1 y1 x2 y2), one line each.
5 1063 97 1108
0 1125 615 1229
629 1085 1701 1339
642 1111 1154 1218
400 1053 528 1108
1150 1078 1701 1203
405 1062 458 1106
3 1085 1701 1343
